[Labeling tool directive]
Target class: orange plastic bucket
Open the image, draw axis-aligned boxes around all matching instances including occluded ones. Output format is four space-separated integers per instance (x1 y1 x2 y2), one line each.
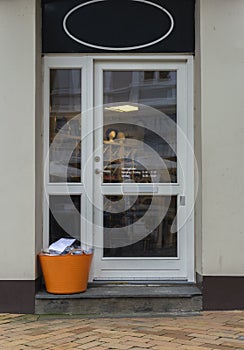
39 252 93 294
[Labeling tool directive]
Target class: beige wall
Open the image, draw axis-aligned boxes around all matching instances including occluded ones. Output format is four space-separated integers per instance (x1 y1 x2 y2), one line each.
0 0 42 280
35 0 43 277
199 0 244 275
1 0 243 281
194 0 203 276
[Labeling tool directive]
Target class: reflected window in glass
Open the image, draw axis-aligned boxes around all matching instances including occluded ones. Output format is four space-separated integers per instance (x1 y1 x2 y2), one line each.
49 69 81 183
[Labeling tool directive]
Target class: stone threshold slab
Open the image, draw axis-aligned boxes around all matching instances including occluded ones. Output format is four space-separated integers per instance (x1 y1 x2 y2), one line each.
36 284 202 299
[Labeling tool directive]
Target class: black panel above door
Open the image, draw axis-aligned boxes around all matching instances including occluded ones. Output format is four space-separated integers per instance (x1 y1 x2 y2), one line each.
42 0 195 53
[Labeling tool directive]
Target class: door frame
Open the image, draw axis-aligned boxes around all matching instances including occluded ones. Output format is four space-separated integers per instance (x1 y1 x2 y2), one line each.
43 54 194 282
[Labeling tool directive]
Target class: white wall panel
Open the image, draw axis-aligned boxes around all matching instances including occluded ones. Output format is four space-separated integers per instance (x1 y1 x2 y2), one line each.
200 0 244 275
0 0 38 279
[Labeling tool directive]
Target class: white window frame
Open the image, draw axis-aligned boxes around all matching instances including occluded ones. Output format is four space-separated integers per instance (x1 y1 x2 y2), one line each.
43 55 194 282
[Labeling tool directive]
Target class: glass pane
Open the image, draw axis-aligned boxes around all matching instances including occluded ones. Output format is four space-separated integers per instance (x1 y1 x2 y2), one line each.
49 195 81 245
103 195 177 257
49 69 81 183
103 71 177 183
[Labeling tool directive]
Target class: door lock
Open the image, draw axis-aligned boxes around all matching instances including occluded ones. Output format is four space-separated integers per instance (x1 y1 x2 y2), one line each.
94 156 100 162
95 168 102 175
180 195 186 206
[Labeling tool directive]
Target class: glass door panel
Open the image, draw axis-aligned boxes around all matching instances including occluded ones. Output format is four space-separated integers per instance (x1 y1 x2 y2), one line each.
49 195 81 244
104 195 177 258
103 70 177 183
49 69 81 183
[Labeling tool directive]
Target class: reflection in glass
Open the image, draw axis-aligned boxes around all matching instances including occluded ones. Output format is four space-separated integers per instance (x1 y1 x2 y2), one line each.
103 71 177 183
49 69 81 183
49 195 80 245
104 195 177 257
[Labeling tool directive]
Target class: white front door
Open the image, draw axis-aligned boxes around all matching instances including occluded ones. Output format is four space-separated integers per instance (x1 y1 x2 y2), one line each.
92 59 194 281
44 56 194 282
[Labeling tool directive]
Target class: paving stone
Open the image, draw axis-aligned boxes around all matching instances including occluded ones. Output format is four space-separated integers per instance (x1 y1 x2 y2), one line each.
77 340 106 349
0 311 243 349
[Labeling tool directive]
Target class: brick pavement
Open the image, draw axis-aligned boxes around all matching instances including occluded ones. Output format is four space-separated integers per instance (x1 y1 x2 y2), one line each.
0 311 243 350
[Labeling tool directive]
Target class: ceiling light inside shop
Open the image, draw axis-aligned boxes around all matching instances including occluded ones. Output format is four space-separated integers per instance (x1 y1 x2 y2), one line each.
105 105 139 113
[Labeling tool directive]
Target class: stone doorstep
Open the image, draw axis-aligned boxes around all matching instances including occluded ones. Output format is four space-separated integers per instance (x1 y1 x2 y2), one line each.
36 284 202 300
35 284 202 315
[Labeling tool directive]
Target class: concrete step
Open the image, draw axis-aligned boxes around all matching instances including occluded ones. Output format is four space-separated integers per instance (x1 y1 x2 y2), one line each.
35 283 202 316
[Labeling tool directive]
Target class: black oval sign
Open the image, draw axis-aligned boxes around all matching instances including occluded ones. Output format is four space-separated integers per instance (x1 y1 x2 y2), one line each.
63 0 174 51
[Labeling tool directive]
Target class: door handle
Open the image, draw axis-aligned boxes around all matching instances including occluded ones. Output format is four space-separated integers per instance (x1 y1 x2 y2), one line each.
95 169 111 175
